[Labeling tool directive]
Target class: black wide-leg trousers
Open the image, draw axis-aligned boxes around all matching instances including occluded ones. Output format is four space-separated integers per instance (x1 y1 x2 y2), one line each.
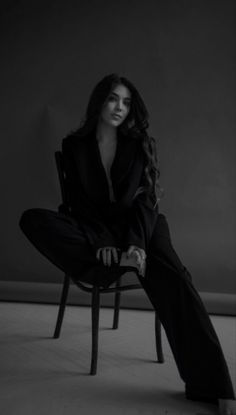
19 208 235 402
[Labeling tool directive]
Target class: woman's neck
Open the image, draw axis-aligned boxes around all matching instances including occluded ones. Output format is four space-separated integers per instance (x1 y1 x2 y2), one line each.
96 121 117 144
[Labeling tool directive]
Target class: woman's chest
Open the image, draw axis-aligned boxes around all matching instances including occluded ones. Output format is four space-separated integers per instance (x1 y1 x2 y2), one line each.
98 140 117 176
98 140 117 202
72 135 142 204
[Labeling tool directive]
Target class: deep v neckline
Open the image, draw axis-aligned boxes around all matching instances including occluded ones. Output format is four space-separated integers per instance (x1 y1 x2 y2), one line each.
97 138 117 174
94 136 120 202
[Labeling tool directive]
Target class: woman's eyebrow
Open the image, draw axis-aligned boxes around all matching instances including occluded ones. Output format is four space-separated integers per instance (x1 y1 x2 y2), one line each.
110 92 131 101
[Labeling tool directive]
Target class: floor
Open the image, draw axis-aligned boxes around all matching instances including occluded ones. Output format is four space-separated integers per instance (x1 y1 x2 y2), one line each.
0 302 235 415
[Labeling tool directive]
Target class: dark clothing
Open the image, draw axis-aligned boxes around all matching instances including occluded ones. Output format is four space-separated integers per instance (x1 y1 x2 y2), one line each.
61 131 159 253
19 131 235 402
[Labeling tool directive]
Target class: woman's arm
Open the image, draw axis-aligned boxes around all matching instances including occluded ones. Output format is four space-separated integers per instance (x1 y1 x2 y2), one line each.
125 191 159 252
124 148 159 253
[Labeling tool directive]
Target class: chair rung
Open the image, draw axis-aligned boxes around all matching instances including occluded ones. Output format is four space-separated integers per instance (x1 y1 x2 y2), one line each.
99 284 142 293
74 280 142 293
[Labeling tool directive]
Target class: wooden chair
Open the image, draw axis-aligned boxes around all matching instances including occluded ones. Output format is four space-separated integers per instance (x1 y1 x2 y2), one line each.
53 151 164 375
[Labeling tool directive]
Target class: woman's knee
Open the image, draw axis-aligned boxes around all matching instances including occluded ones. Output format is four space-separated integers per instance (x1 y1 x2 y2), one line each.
19 208 46 233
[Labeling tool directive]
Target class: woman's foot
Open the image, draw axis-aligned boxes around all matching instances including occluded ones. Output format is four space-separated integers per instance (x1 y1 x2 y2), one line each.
219 399 236 415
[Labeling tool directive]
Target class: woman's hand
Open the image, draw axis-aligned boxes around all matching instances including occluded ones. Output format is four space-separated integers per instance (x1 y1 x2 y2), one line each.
127 245 146 277
96 246 119 266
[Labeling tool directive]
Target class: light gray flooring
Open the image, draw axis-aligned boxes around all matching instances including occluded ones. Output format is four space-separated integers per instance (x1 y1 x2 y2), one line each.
0 302 235 415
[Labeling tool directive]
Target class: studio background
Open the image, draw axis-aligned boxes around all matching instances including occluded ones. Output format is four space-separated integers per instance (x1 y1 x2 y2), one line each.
0 0 235 310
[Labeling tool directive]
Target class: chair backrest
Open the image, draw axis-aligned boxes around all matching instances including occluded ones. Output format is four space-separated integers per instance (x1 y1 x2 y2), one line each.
54 151 142 292
55 151 71 215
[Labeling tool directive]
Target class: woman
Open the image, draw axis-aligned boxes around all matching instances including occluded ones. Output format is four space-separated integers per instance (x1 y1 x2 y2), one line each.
19 74 235 414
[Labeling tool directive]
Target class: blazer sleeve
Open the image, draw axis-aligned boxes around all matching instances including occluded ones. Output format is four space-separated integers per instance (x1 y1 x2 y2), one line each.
124 153 159 253
61 137 117 252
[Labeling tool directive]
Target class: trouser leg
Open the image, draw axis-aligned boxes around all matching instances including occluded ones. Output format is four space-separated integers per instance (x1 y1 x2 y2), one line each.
139 214 235 401
19 208 125 287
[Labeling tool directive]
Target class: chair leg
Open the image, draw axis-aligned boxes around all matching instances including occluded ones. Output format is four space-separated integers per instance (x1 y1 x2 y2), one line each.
112 278 121 329
90 286 100 375
53 274 70 339
155 312 164 363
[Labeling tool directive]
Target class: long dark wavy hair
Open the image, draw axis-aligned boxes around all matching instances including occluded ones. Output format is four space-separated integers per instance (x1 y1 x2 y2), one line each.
75 73 163 207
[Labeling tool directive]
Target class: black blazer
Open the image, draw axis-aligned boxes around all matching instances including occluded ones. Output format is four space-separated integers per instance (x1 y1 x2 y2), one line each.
62 131 159 253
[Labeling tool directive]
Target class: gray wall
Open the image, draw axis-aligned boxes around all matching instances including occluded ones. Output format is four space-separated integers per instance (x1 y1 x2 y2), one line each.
0 0 235 294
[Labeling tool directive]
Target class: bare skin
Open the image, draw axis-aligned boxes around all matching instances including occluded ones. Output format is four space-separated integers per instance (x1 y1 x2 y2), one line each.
96 246 146 276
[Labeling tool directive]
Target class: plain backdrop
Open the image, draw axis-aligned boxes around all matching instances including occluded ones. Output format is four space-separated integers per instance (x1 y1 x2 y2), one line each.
0 0 235 294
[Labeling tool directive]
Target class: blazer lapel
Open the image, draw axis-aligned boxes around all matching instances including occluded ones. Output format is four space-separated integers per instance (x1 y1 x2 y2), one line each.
111 133 139 185
72 131 139 206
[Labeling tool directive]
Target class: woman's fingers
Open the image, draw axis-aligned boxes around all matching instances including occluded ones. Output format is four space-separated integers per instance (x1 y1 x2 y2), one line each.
127 245 146 260
96 247 119 266
97 246 145 268
127 246 135 257
106 249 112 266
139 258 146 277
96 248 102 261
133 250 141 264
127 246 146 271
127 246 147 277
97 247 145 268
102 248 107 266
127 246 139 263
111 247 119 264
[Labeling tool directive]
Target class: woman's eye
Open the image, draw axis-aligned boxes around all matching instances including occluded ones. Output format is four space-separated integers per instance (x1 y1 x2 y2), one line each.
108 96 116 102
107 96 130 108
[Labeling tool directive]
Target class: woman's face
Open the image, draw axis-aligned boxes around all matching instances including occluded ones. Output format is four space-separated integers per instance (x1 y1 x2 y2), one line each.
99 84 131 127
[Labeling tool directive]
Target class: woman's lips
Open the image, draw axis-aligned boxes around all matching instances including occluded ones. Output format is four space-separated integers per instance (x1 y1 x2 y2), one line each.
112 113 122 119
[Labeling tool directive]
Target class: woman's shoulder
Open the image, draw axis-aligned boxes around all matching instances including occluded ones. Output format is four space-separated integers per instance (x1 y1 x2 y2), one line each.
119 130 142 146
62 130 89 150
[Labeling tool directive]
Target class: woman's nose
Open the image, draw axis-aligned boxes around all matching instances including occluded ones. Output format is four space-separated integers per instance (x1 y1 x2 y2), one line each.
116 100 122 111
